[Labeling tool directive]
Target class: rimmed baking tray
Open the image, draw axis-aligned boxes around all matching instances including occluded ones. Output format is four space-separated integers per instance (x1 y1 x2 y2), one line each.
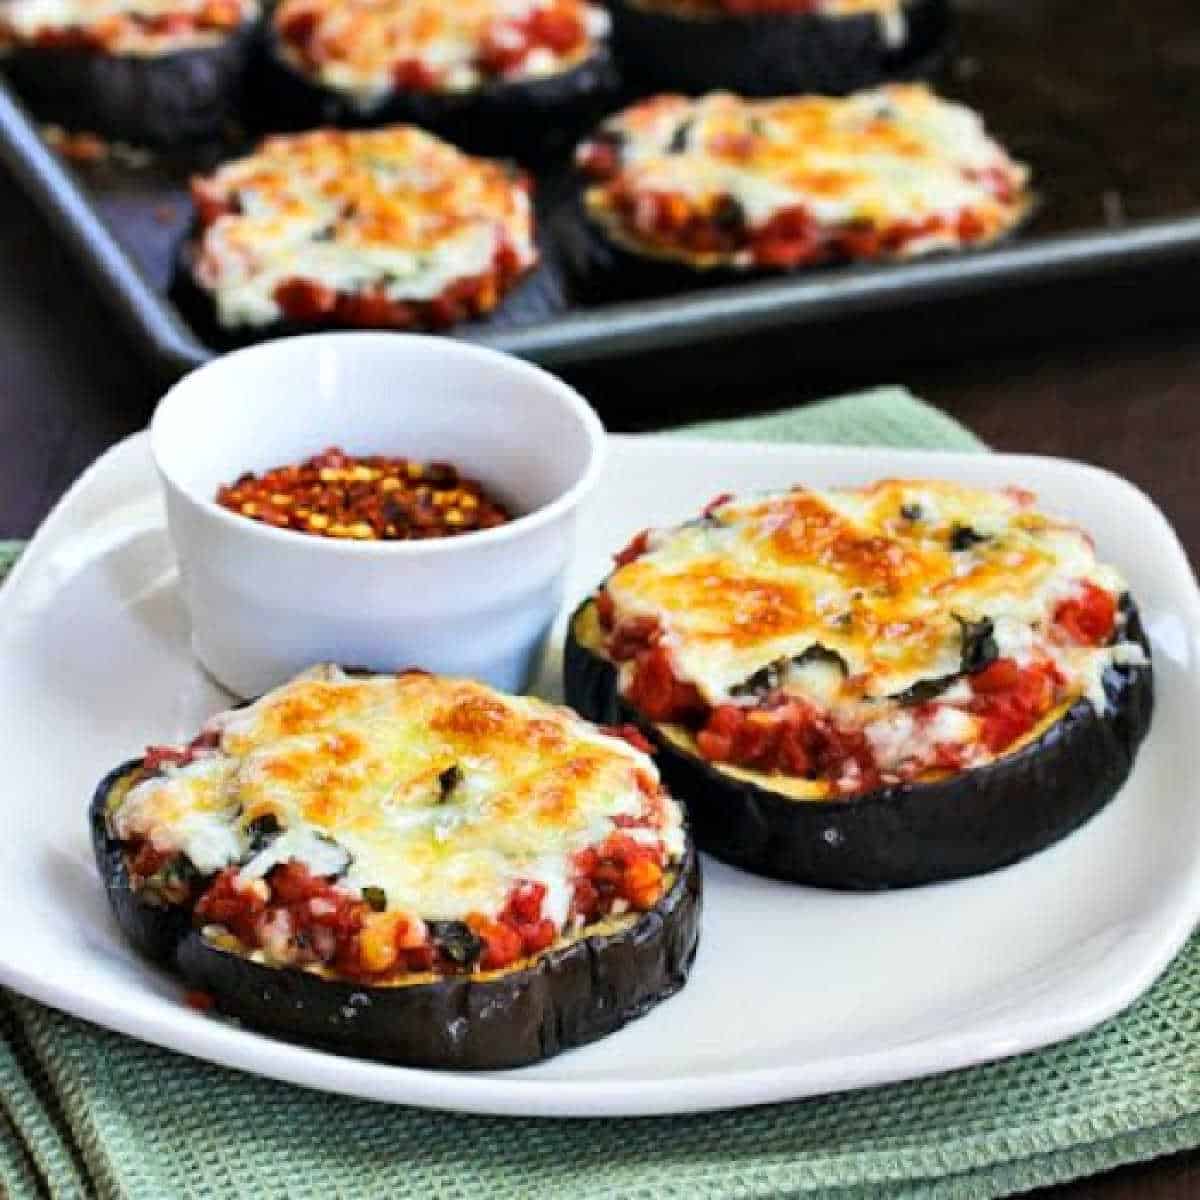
4 0 1200 381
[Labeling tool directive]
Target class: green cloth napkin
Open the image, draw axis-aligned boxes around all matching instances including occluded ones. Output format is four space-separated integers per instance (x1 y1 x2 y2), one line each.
2 387 1197 1200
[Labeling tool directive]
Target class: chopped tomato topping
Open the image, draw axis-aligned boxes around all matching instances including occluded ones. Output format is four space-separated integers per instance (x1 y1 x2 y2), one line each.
750 208 826 269
479 2 585 75
143 729 218 771
335 290 416 329
270 255 520 332
596 588 616 629
614 529 651 566
956 209 988 241
276 7 318 50
572 833 667 920
529 4 586 52
403 943 436 972
696 700 879 790
607 615 660 662
965 165 1017 204
143 745 191 770
194 867 270 943
601 723 655 755
274 278 337 320
460 880 562 971
267 860 326 904
191 183 239 227
572 876 600 921
1003 486 1037 507
835 223 883 259
517 919 557 956
506 881 547 926
577 138 621 178
969 657 1023 695
128 841 177 879
1053 582 1117 647
478 919 526 970
622 856 664 909
625 646 706 722
969 659 1059 753
702 493 733 518
392 59 441 91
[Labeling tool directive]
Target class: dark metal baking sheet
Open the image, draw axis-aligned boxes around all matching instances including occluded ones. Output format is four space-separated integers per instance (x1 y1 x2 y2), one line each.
4 0 1200 383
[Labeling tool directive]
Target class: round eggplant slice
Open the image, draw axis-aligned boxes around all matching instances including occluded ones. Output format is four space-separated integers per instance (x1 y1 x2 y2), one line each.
606 0 951 97
92 760 701 1069
251 38 618 162
2 23 258 146
564 595 1154 890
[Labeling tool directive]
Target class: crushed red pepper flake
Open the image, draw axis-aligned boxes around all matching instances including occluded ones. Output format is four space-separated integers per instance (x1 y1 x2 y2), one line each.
216 447 513 541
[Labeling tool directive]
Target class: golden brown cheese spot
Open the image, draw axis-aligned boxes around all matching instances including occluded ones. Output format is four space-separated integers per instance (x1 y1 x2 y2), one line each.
301 773 364 828
432 693 513 741
114 669 684 926
617 558 810 647
534 755 604 824
326 731 365 765
585 87 1030 272
196 126 534 273
249 730 382 828
732 106 927 181
932 548 1050 599
762 492 937 591
523 719 573 753
235 683 372 747
603 478 1136 718
479 752 606 832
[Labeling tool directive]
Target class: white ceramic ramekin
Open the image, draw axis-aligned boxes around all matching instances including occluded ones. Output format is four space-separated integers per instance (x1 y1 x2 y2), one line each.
150 333 606 697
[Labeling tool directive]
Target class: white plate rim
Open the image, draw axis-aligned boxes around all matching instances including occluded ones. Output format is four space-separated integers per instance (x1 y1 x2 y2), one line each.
1 431 1197 1118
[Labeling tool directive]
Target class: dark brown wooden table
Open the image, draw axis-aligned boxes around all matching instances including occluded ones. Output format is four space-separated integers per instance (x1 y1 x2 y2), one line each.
2 157 1199 1197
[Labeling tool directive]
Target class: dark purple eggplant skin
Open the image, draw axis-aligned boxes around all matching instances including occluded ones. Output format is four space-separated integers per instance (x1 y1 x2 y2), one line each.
606 0 951 97
564 596 1154 890
90 760 194 963
250 36 618 162
1 22 258 146
557 193 795 303
91 759 701 1070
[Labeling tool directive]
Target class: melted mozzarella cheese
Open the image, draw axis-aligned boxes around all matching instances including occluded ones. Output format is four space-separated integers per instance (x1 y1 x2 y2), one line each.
272 0 608 99
0 0 257 53
190 127 538 328
113 667 683 926
582 86 1031 267
604 480 1146 775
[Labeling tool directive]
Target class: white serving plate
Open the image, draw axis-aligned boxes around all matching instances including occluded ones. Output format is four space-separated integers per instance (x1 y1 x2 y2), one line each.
1 433 1197 1118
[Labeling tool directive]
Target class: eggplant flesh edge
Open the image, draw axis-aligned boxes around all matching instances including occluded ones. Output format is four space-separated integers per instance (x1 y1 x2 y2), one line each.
564 595 1154 890
251 39 618 162
1 23 257 146
91 760 702 1069
607 0 951 96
